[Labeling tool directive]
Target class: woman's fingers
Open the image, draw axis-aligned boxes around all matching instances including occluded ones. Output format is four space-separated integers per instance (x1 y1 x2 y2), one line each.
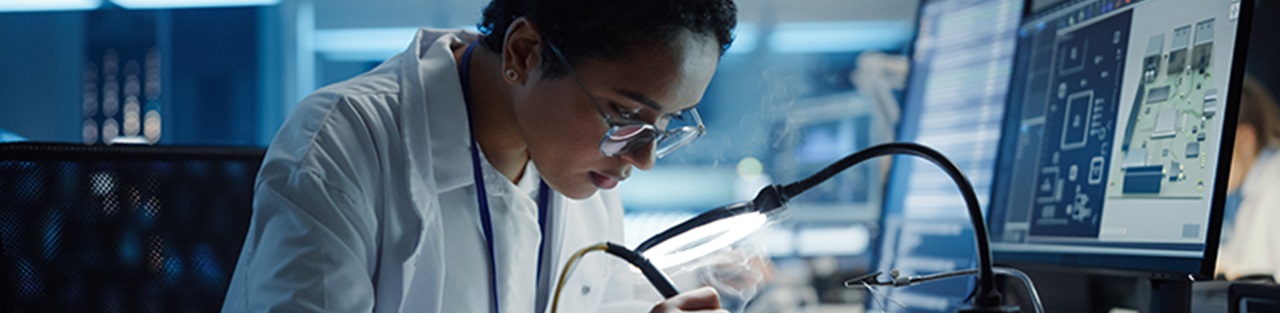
650 287 728 313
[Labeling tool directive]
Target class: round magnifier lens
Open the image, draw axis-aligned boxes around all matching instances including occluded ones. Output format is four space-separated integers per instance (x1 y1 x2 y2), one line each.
642 211 768 270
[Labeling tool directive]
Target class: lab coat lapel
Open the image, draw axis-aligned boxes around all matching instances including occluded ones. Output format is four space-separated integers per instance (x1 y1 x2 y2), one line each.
392 28 478 312
411 28 478 194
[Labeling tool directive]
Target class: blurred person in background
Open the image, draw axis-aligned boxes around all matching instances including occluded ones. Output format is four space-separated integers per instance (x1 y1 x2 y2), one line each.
1217 75 1280 282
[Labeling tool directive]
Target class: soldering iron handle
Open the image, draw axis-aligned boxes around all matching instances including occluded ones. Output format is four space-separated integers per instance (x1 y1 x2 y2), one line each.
605 242 680 298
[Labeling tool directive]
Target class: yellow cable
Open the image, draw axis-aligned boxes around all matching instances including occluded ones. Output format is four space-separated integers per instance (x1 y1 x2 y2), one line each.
550 243 609 313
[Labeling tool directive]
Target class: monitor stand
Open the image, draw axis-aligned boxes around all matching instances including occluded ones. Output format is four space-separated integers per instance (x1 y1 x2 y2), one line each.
999 263 1197 313
1146 276 1193 313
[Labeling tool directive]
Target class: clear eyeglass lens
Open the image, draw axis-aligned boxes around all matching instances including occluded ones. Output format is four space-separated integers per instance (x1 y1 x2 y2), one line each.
654 126 702 157
599 108 704 158
600 124 656 156
608 124 650 141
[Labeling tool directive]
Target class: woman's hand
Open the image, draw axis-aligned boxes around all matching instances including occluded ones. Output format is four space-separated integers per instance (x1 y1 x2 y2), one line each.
649 287 728 313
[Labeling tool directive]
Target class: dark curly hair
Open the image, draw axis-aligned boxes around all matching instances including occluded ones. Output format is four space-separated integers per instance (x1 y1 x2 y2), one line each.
478 0 737 78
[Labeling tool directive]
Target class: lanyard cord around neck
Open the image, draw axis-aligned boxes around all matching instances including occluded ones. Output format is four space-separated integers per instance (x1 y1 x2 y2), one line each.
459 40 554 313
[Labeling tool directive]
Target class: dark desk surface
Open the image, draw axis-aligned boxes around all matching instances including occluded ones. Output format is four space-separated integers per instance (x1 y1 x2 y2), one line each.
1193 281 1280 313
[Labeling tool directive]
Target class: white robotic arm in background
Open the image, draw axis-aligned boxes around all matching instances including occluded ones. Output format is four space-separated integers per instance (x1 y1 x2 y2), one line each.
852 51 909 183
851 51 909 141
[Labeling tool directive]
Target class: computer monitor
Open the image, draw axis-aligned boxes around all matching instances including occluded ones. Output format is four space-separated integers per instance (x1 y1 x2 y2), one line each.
873 0 1023 311
0 143 263 312
989 0 1253 278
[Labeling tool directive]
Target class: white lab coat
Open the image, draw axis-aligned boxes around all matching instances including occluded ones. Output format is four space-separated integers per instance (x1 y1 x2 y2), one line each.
1218 146 1280 280
222 28 656 313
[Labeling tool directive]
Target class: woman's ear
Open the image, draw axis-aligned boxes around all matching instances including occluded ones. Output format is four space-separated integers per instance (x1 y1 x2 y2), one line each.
501 17 543 85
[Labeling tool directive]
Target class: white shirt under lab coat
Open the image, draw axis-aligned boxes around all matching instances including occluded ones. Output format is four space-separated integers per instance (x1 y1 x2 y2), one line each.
222 28 657 313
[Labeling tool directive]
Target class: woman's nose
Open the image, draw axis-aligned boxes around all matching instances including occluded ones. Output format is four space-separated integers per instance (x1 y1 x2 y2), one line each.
619 142 656 171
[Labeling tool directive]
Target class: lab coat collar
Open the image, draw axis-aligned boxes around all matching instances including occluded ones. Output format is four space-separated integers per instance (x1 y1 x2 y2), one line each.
399 28 482 194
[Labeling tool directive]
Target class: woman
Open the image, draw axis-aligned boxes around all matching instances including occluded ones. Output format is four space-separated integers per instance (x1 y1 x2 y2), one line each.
221 0 738 312
1217 76 1280 281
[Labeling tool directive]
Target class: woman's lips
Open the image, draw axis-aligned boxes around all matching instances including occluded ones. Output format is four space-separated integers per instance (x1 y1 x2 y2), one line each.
590 172 620 189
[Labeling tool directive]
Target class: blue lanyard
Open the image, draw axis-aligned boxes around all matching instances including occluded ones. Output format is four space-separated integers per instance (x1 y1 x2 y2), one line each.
460 41 553 313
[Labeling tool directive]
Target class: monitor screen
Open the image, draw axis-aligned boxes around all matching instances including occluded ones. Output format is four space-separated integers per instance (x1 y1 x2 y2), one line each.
873 0 1022 310
989 0 1251 276
0 143 263 312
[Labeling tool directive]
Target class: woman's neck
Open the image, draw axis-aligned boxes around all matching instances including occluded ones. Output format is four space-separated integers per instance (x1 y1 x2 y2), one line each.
458 42 530 183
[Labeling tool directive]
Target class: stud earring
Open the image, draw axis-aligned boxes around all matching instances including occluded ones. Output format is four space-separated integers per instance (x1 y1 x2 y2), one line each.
505 69 519 81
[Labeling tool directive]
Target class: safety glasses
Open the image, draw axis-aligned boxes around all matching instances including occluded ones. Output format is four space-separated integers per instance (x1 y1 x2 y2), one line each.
546 43 706 159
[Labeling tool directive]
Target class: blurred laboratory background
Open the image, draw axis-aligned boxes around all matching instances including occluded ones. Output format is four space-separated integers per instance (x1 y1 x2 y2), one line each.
0 0 916 311
3 0 1278 312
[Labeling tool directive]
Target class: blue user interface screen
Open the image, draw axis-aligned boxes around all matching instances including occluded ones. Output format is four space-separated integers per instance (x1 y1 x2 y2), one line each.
871 0 1021 311
989 0 1247 274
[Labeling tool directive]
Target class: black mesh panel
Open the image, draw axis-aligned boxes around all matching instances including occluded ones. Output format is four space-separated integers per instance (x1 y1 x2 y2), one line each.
0 143 262 312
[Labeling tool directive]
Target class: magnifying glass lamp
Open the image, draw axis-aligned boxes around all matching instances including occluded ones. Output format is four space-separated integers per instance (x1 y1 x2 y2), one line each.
635 143 956 267
554 142 1018 313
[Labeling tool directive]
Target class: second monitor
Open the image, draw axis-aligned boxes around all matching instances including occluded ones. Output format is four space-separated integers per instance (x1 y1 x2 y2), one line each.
989 0 1251 277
